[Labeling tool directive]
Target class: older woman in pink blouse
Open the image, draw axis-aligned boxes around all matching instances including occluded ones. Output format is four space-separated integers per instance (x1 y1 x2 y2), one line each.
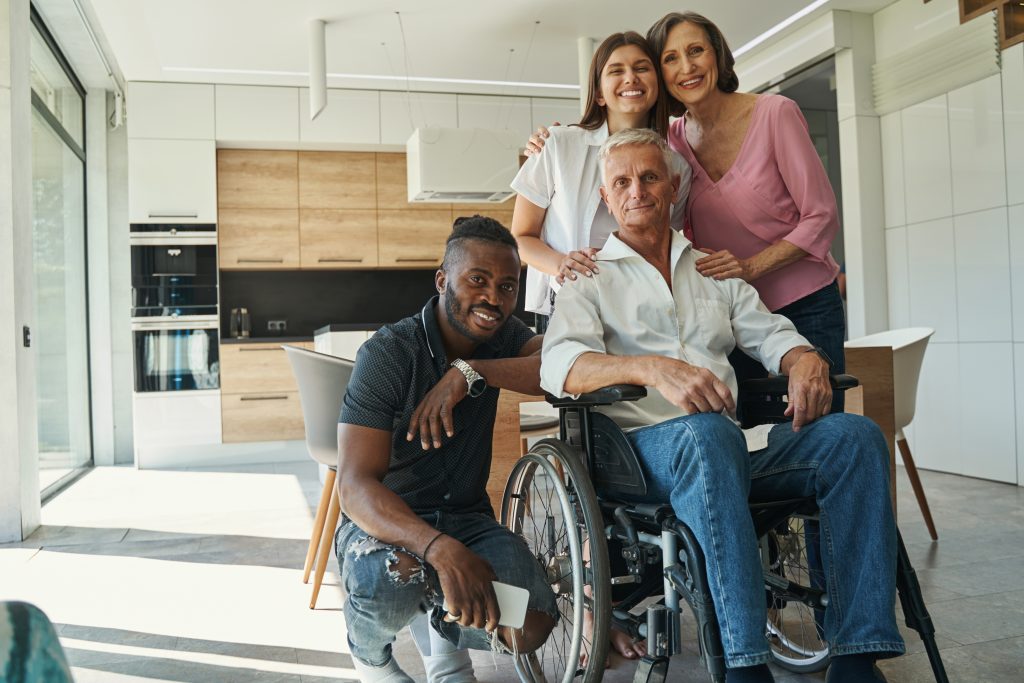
648 11 845 412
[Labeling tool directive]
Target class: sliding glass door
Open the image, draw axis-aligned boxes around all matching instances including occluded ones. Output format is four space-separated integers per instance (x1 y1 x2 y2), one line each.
30 9 92 496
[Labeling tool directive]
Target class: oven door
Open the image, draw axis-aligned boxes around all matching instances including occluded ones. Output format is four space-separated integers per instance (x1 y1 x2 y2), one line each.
131 243 218 318
132 318 220 392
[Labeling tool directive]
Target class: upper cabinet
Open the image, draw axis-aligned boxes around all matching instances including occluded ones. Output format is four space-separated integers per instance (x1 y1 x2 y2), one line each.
218 150 298 209
128 139 217 223
216 85 299 143
380 92 458 146
299 89 380 145
457 95 533 139
376 153 451 211
298 151 375 209
127 82 215 139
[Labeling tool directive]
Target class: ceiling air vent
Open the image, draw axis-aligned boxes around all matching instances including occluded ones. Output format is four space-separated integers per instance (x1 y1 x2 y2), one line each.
406 127 520 204
872 10 1000 115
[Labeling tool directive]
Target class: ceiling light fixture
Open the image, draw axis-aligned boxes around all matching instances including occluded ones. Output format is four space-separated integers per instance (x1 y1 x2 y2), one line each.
309 19 327 120
162 66 578 91
733 0 831 58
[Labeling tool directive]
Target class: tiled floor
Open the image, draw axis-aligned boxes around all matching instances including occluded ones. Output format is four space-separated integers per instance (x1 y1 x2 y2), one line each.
2 461 1023 682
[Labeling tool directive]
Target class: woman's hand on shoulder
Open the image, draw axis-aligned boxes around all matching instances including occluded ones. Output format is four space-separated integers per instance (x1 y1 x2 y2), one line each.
695 247 753 282
555 247 600 284
524 123 561 157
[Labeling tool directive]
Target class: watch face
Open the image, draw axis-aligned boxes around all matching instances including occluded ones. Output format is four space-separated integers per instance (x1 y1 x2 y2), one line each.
468 377 487 398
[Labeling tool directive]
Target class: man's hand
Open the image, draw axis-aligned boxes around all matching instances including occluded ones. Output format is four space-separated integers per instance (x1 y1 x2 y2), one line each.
556 248 601 284
784 350 832 430
429 535 500 632
407 368 467 450
652 356 735 415
696 248 754 282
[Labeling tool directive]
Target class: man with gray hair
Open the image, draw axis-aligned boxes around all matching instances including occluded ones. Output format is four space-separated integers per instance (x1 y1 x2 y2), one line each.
541 128 903 683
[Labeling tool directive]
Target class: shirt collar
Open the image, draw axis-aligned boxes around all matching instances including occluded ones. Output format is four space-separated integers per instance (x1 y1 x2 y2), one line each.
582 122 611 146
598 228 693 270
419 295 503 367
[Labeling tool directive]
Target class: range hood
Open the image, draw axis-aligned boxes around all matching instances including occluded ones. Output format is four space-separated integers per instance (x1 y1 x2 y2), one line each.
406 127 521 203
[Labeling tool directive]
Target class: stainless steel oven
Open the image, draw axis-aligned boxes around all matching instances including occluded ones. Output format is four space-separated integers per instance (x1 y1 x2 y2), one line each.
132 317 220 392
131 225 218 319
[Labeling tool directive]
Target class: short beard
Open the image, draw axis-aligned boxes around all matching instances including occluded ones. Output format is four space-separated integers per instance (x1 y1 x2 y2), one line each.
444 281 490 344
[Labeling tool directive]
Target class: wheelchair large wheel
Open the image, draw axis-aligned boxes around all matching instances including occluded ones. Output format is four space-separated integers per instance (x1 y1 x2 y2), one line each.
762 514 830 673
501 438 610 683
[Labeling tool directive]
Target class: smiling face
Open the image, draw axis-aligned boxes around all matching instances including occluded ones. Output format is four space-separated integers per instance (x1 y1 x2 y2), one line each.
436 240 521 345
595 44 659 119
660 21 719 109
599 143 679 234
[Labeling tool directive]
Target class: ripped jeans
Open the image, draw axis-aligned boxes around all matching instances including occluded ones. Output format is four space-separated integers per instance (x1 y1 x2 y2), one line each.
335 510 558 667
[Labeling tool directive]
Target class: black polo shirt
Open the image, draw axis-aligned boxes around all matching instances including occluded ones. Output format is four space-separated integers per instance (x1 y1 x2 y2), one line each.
340 296 536 516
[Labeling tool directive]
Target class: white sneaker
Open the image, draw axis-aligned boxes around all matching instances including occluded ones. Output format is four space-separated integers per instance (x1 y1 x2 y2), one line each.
352 655 415 683
409 613 477 683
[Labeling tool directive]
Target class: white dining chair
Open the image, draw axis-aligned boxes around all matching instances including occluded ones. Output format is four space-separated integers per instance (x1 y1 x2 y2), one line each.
283 344 355 608
845 327 937 540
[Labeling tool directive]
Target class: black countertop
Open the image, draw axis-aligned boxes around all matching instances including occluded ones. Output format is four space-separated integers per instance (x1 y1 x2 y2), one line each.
221 336 314 345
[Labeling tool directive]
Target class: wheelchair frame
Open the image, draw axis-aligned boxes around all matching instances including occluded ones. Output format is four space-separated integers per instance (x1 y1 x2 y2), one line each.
502 379 949 683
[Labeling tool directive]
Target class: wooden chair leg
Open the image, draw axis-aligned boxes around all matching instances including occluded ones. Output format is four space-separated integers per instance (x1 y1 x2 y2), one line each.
310 486 342 609
897 437 938 541
520 436 529 457
303 468 336 584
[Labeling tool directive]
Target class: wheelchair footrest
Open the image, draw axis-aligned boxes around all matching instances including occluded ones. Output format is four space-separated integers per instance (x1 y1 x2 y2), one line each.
633 655 670 683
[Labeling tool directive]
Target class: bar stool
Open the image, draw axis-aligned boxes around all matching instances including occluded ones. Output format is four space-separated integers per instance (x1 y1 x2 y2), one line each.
283 345 355 608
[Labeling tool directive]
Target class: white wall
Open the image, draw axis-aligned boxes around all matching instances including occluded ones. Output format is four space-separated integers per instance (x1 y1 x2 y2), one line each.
877 0 1023 484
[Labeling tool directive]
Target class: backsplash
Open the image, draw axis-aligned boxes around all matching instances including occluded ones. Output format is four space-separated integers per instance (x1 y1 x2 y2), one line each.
219 268 531 339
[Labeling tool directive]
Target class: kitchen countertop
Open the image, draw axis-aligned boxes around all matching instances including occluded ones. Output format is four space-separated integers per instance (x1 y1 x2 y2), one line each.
314 323 386 335
221 336 314 345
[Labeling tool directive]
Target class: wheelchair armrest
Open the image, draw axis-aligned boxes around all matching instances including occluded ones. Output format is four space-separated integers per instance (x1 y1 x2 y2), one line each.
546 384 647 408
740 373 859 397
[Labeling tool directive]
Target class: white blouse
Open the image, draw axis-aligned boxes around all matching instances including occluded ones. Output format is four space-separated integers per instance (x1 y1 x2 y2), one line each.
511 123 692 314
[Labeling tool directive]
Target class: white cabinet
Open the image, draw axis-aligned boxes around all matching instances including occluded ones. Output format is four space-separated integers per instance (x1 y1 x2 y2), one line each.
314 329 373 360
380 91 458 145
216 85 299 143
128 138 217 223
457 95 533 138
127 82 215 139
299 88 380 145
531 97 581 131
133 390 222 468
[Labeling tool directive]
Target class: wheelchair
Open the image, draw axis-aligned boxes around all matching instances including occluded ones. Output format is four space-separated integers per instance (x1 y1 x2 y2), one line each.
502 376 949 683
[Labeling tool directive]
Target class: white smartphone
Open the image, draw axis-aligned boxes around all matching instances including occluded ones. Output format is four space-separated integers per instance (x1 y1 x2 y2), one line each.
443 581 530 629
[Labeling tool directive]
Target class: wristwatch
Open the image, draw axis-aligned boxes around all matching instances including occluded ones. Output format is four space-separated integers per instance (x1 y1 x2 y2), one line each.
451 358 487 398
802 345 833 369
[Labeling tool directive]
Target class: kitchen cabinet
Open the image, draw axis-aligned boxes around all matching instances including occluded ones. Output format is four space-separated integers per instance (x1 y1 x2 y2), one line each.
452 202 514 229
128 138 217 223
216 85 300 143
299 88 380 145
218 150 298 210
377 209 452 267
220 341 313 443
380 91 459 146
457 94 533 139
127 82 215 140
219 209 300 270
298 151 376 209
376 152 453 211
300 209 378 268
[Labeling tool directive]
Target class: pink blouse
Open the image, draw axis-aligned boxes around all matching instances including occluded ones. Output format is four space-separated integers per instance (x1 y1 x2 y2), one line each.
668 94 840 311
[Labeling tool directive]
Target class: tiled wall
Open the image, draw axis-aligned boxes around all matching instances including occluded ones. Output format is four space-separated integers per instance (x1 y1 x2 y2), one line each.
881 43 1024 484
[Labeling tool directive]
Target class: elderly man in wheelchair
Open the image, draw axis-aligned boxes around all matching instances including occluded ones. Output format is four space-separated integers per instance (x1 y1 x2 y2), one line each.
502 128 948 683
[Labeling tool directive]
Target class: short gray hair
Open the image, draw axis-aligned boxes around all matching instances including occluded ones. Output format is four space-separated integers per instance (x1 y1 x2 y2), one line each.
599 128 677 185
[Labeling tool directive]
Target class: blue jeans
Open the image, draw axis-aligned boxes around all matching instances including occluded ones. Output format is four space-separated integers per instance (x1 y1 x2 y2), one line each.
335 511 558 667
731 280 847 415
625 412 904 668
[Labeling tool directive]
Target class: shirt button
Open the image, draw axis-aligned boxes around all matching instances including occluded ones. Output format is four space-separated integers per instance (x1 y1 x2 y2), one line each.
443 492 451 501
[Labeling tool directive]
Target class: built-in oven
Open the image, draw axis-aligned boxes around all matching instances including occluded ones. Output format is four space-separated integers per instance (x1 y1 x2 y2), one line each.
130 225 218 319
132 317 220 392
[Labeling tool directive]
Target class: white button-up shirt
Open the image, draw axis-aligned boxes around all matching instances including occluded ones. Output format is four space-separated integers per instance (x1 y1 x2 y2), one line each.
541 229 808 446
511 124 692 314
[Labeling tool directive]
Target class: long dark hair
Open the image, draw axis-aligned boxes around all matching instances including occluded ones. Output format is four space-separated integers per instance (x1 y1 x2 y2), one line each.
576 31 666 136
646 12 739 117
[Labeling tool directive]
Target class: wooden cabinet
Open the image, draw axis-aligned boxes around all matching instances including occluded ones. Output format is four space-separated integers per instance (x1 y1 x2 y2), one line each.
300 209 378 268
218 150 298 209
452 202 515 230
128 139 217 223
378 209 452 267
376 153 452 211
219 209 300 269
220 341 313 443
299 152 376 208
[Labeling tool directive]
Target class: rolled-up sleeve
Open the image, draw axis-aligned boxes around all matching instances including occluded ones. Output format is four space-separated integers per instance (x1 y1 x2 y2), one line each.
772 98 839 261
510 142 555 210
540 278 606 397
727 278 809 374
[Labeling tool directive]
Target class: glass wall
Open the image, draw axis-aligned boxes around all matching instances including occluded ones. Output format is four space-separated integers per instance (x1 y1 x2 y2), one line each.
30 9 92 496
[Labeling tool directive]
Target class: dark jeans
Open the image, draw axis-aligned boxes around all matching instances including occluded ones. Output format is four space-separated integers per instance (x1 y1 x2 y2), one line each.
730 279 847 417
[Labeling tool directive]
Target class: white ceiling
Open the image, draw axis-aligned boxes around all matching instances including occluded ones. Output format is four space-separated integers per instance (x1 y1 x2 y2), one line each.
51 0 898 98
